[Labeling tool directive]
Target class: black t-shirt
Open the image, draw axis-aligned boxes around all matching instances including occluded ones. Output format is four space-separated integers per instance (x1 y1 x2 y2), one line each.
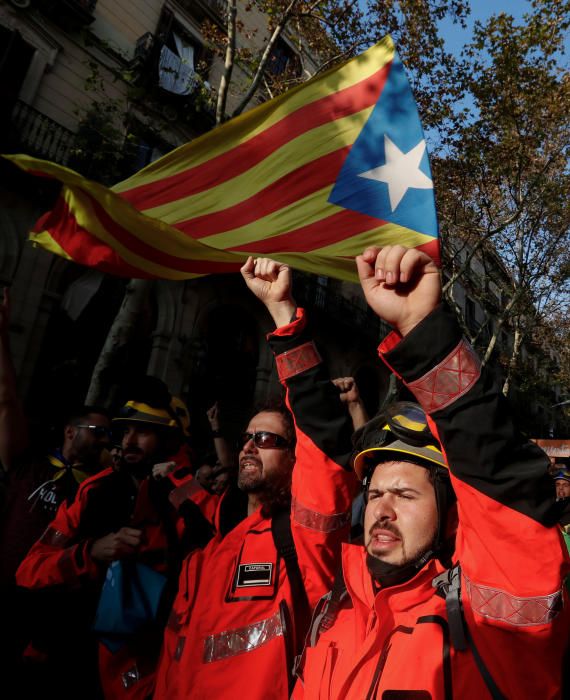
0 453 80 584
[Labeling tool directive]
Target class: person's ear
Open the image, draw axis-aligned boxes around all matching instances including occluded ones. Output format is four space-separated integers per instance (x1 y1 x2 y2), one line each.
63 424 76 443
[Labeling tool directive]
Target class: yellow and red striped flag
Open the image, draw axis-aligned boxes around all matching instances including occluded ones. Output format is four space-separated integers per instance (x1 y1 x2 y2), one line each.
5 35 439 282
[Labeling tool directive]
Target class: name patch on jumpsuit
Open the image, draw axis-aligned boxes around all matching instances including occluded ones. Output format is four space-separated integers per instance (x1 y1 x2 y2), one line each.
236 563 273 588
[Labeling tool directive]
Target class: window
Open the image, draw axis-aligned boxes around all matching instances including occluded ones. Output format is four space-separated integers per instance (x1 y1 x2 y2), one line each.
268 38 301 77
0 27 35 116
130 140 170 172
123 120 174 174
159 31 199 95
464 297 478 335
156 9 203 96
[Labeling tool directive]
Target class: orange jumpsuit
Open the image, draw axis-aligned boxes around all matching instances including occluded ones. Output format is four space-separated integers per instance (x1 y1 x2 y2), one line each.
293 305 570 699
153 309 358 699
17 466 213 699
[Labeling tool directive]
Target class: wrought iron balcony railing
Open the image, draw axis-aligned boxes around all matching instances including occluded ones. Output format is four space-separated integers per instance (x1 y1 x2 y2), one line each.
12 100 76 165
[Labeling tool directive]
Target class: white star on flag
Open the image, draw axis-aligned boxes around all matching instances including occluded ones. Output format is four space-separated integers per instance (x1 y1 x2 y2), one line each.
358 135 433 212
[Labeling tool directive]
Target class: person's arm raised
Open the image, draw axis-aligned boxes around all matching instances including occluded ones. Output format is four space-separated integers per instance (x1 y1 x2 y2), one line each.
331 377 369 432
358 245 567 609
206 401 235 469
356 244 441 336
240 256 296 328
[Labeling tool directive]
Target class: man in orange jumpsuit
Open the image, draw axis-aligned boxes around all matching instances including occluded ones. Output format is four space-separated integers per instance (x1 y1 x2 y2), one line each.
293 245 570 699
17 388 214 700
153 257 357 699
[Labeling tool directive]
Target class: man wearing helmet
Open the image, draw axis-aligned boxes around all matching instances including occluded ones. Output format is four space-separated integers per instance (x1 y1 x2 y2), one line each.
553 466 570 502
16 383 213 700
293 245 569 700
354 403 455 588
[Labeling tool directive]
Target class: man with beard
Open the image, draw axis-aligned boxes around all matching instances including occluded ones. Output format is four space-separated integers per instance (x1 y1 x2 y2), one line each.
16 388 213 700
292 245 569 700
153 257 357 700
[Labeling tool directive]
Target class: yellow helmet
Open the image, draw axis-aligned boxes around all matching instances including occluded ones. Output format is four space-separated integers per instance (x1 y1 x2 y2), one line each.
170 395 191 438
352 402 446 482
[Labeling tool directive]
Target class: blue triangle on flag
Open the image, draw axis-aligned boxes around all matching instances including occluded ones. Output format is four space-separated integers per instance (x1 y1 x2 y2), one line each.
329 53 438 239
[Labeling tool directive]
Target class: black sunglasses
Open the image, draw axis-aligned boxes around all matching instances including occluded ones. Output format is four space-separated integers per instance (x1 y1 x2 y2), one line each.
75 424 112 439
239 431 291 450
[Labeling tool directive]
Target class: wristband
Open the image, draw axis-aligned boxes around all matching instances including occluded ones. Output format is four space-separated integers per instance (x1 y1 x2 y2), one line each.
211 429 221 438
275 341 321 381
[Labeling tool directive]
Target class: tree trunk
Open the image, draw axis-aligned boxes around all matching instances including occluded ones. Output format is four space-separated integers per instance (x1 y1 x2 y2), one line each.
502 323 524 397
215 0 237 124
481 291 519 367
85 278 153 405
231 0 300 119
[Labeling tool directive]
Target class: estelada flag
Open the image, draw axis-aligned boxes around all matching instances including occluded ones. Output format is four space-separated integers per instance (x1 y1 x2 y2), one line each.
5 35 439 282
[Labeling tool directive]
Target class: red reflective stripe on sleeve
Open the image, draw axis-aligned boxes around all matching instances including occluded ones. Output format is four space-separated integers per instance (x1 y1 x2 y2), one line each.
407 339 481 413
275 342 321 382
292 496 351 533
465 573 563 626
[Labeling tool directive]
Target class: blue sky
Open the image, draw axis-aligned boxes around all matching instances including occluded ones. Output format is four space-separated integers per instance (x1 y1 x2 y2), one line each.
438 0 570 57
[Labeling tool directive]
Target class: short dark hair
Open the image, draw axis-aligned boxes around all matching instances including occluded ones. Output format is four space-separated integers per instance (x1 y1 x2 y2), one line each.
64 405 110 427
252 400 296 446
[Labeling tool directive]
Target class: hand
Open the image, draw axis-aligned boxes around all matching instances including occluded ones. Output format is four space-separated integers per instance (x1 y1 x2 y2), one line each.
206 402 220 431
152 461 176 480
90 527 143 562
240 257 296 328
356 245 441 336
331 377 360 404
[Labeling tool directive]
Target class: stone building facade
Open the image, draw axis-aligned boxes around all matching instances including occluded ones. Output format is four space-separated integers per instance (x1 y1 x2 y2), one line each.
0 0 389 447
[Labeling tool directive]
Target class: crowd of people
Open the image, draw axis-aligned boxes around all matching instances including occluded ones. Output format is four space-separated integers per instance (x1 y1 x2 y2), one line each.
0 246 568 699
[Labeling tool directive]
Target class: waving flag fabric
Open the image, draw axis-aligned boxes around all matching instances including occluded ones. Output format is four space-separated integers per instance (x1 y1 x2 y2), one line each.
6 35 439 282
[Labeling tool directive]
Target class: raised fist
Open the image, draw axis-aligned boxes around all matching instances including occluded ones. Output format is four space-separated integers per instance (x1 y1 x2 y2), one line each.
356 245 441 336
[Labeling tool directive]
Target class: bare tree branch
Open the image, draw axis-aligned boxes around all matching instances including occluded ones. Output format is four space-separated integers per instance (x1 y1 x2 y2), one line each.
231 0 300 119
216 0 238 124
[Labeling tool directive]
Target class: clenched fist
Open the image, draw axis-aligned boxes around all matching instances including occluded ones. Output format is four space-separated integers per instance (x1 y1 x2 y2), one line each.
90 527 143 563
356 245 441 336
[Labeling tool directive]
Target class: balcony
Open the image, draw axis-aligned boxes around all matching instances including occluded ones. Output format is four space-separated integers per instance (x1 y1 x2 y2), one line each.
131 33 216 131
177 0 227 23
11 100 76 165
36 0 97 30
